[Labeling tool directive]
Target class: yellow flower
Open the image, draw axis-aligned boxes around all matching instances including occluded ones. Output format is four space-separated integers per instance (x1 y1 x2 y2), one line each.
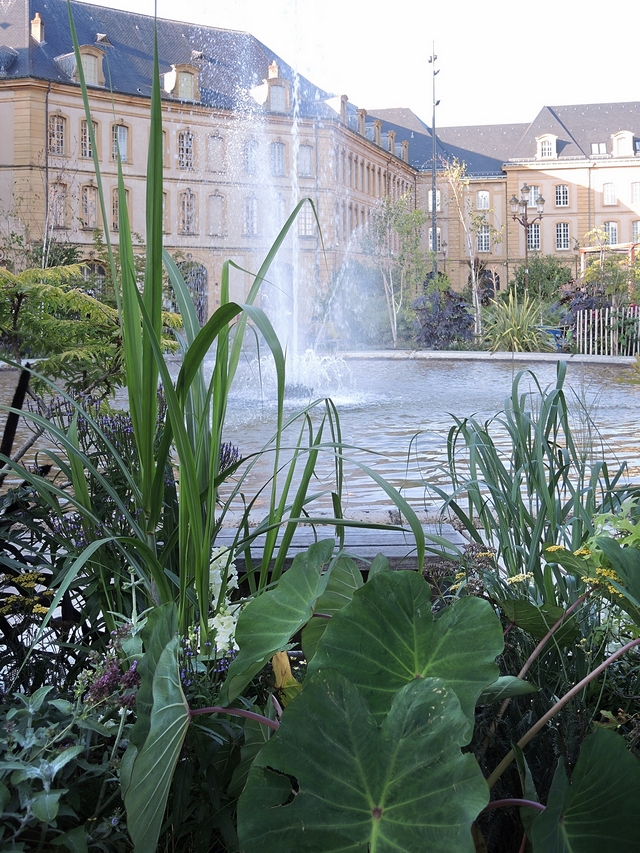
573 547 592 557
546 545 566 553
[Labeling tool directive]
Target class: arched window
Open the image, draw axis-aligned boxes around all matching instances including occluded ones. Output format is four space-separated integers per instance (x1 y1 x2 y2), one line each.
207 193 225 237
179 190 197 234
48 114 66 155
178 262 208 324
80 184 98 229
178 131 195 170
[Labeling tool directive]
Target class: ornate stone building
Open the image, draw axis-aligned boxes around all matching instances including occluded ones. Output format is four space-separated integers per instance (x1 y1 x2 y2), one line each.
0 0 638 327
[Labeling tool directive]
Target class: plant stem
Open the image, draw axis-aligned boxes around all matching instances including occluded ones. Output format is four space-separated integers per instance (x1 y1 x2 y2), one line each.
486 636 640 789
480 798 545 814
190 706 279 730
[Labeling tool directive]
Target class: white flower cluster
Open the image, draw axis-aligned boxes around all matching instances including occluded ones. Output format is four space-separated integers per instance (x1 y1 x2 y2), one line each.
208 547 241 654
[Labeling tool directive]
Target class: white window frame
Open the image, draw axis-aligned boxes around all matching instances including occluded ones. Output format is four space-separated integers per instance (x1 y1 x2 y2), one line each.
428 189 441 212
270 142 285 176
603 183 617 205
527 186 540 208
632 182 640 206
477 224 490 253
527 222 540 251
207 192 225 237
48 114 66 156
270 84 286 112
476 190 490 210
244 196 259 236
80 119 97 159
429 227 442 253
80 184 98 229
555 185 569 207
298 144 313 177
50 182 67 228
179 189 197 235
555 222 570 250
178 131 195 170
111 124 129 163
177 71 195 101
603 221 618 244
632 221 640 242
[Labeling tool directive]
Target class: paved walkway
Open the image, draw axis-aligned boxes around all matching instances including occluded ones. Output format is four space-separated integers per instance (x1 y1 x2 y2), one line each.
341 350 636 366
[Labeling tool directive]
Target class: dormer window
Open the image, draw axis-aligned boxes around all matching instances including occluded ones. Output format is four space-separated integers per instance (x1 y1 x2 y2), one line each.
591 142 608 155
265 60 290 112
536 134 557 159
163 64 200 102
55 46 105 86
611 131 634 158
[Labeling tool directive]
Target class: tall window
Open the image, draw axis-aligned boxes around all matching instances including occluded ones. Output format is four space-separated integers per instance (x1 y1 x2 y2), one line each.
428 189 441 212
244 139 258 175
112 124 128 162
527 186 540 208
48 115 66 155
632 221 640 242
270 142 285 176
207 193 225 237
111 188 129 231
298 144 313 177
603 183 617 205
81 185 98 229
603 221 618 244
178 131 194 169
632 182 640 205
244 197 258 236
81 52 98 85
206 135 225 172
179 190 196 234
527 222 540 250
555 185 569 206
177 71 195 100
477 224 490 253
555 222 570 250
428 227 441 253
476 190 490 210
298 203 315 237
80 120 97 159
162 192 169 233
50 182 67 228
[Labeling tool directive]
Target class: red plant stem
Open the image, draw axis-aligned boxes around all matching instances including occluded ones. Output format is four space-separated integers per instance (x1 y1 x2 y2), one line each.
481 798 545 814
487 636 640 789
190 706 280 730
476 592 589 763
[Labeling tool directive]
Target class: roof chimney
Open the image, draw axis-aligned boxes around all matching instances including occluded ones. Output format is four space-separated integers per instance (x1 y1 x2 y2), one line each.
268 60 279 79
31 12 45 44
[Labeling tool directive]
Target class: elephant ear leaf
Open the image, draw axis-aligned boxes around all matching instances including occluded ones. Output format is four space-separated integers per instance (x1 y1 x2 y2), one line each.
530 727 640 853
220 539 335 705
238 670 488 853
124 637 190 853
308 570 503 736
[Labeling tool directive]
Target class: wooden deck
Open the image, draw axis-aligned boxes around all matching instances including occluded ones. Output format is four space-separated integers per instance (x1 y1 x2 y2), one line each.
216 522 467 571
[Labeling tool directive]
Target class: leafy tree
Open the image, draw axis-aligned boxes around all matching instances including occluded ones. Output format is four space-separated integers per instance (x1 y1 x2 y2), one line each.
580 227 639 304
0 263 180 395
441 158 503 337
361 193 428 348
512 253 573 302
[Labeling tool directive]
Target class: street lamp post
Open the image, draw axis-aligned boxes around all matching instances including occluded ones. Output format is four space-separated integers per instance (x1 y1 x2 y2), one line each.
510 184 545 296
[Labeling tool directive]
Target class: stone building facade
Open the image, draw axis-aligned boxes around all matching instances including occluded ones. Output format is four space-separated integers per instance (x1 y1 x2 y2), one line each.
0 0 639 329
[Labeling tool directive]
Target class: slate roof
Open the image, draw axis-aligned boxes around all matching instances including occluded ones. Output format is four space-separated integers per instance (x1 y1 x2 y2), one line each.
509 102 640 159
1 0 333 114
369 102 640 176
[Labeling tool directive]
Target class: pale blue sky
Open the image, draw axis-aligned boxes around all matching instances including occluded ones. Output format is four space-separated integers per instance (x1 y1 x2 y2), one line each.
84 0 639 128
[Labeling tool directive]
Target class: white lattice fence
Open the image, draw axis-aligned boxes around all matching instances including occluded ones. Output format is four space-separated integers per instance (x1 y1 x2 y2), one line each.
575 305 640 355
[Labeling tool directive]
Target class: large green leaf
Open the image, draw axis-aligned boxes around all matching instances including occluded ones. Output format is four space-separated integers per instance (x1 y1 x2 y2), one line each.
220 540 335 705
594 537 640 620
301 554 363 662
500 600 579 646
308 571 503 733
238 671 488 853
124 637 190 853
530 728 640 852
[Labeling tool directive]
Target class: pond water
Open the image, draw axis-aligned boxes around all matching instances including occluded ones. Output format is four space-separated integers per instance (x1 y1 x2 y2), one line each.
220 356 640 517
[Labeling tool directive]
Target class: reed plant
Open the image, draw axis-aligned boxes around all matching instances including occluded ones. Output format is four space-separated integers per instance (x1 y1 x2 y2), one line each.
433 363 628 606
483 290 554 352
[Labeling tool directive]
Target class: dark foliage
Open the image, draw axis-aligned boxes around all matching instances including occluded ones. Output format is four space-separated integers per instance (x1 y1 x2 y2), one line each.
413 287 474 349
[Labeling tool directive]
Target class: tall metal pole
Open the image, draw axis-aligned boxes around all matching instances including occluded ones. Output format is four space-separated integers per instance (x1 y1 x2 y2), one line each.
428 47 439 281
